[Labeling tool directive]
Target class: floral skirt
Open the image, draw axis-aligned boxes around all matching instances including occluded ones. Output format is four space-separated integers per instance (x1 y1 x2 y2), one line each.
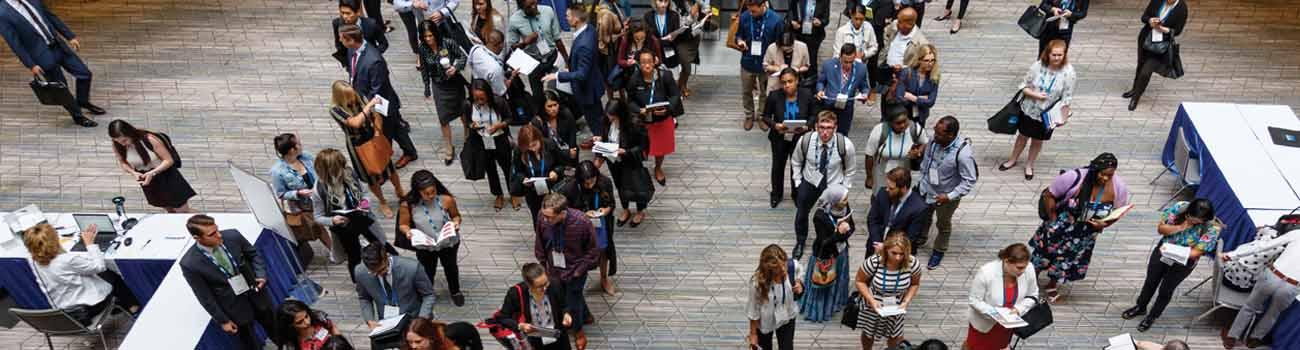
1029 217 1104 282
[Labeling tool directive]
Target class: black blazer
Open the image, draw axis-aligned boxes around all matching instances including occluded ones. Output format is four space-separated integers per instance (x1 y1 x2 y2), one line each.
789 0 831 40
625 69 684 122
349 43 402 110
510 141 566 197
762 88 817 141
866 189 931 253
812 208 856 259
495 282 570 333
531 112 578 162
332 17 389 68
1138 0 1187 41
179 229 270 326
643 10 682 48
604 120 654 202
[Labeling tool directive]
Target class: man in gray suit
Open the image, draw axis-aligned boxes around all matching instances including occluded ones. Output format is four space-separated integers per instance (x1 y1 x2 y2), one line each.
179 214 276 350
355 243 435 329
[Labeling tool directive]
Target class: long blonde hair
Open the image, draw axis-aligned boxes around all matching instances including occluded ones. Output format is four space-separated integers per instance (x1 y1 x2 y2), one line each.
330 80 364 115
876 232 914 269
752 244 789 301
22 223 63 266
906 43 941 84
313 148 359 207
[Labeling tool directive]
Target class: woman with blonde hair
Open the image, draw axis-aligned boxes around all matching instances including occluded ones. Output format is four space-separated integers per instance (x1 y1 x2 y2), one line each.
329 80 404 218
311 148 390 282
746 244 802 350
892 43 940 125
854 232 921 349
23 223 140 325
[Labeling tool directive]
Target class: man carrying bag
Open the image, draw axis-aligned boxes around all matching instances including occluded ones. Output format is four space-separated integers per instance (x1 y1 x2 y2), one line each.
1 0 106 127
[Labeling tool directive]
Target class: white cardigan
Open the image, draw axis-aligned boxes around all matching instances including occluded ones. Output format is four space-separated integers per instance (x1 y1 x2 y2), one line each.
968 260 1040 333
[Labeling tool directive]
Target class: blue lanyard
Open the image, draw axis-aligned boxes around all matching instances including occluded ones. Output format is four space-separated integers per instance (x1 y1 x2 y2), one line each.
839 65 856 95
1038 72 1058 95
529 156 546 177
647 75 657 104
200 245 239 278
377 258 397 305
1060 0 1072 11
656 14 666 36
1157 1 1175 21
885 130 905 158
751 15 765 44
422 200 447 232
477 105 496 126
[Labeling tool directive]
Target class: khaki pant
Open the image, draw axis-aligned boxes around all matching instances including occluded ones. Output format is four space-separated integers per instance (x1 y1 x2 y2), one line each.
740 68 767 118
918 198 961 253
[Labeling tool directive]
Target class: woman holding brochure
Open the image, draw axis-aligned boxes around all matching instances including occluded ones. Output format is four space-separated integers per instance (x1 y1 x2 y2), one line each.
468 79 515 211
398 170 466 307
311 148 390 283
855 233 921 349
511 125 565 226
998 39 1076 180
596 99 654 228
966 243 1039 350
762 68 815 208
1122 199 1220 332
569 161 619 295
626 49 682 188
1028 153 1130 303
494 262 573 350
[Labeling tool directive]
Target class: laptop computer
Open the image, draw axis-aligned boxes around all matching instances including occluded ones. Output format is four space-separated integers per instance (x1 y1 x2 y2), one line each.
1268 126 1300 148
71 214 117 252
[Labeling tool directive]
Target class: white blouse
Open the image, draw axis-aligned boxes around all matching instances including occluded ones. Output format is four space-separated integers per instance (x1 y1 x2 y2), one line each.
32 249 113 309
123 144 163 172
471 104 505 137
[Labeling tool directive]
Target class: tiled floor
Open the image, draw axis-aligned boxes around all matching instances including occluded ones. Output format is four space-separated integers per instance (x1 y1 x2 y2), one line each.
2 0 1300 348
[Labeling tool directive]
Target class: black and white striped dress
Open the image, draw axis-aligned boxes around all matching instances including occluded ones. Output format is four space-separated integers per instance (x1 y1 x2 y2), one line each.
856 255 920 339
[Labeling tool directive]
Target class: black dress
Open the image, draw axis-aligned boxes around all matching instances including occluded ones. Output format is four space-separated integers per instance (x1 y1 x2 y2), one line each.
602 121 654 210
132 139 196 208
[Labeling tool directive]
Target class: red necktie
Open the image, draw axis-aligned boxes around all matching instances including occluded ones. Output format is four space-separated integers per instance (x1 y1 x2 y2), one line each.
350 50 360 80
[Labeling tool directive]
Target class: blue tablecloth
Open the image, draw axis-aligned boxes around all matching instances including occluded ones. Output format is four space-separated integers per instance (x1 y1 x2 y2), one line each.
1161 104 1255 252
0 258 51 309
1273 299 1300 349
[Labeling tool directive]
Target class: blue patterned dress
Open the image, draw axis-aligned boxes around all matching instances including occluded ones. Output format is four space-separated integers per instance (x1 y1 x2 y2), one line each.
1028 187 1114 282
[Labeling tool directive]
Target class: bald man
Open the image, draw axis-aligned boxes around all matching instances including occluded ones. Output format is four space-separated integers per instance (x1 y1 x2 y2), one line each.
876 7 929 122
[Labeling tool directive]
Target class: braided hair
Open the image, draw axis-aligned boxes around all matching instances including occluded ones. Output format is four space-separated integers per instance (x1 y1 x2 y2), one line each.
1070 152 1119 215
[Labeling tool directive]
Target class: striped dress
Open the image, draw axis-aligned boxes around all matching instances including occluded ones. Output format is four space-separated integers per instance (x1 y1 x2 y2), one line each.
856 255 920 339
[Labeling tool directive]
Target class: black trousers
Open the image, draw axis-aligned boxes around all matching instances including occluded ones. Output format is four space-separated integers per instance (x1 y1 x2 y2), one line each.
40 42 92 120
794 181 825 254
1130 53 1163 99
944 0 970 19
384 108 419 158
363 0 384 25
904 3 926 27
398 11 421 56
416 243 462 295
768 132 796 201
526 192 545 227
235 291 276 350
482 135 514 196
756 320 796 350
332 225 379 283
1134 244 1197 319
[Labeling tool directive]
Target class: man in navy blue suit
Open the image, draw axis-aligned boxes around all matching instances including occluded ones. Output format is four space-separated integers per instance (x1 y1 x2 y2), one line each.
339 24 420 168
0 0 104 127
816 43 872 135
544 4 604 136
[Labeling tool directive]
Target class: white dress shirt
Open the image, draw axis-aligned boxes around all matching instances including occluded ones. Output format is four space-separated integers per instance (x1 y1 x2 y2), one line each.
6 0 54 44
791 133 857 189
32 248 113 309
886 30 912 67
469 45 508 96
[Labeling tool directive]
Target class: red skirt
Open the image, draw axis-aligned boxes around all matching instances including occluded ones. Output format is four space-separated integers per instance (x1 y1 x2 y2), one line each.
645 118 676 156
965 324 1013 350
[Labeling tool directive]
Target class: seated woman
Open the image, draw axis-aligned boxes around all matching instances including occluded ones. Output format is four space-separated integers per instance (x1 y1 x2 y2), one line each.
22 223 140 325
493 262 573 350
403 317 460 350
272 299 340 350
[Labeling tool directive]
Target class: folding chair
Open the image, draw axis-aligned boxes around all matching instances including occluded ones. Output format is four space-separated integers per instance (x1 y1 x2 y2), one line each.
1154 127 1201 210
1187 239 1250 327
9 297 128 350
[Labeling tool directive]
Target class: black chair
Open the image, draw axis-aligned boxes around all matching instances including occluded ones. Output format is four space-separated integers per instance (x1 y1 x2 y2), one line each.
9 297 128 350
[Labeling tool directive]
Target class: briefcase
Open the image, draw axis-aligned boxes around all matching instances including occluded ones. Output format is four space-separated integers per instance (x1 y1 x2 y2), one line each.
30 77 74 106
370 313 413 350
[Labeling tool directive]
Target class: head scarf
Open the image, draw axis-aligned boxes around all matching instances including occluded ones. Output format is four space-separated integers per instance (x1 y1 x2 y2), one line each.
815 184 851 217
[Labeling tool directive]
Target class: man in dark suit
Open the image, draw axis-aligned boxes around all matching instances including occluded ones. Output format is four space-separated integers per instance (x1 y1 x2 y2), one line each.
333 0 389 69
789 0 830 73
816 44 872 135
355 244 435 329
340 24 419 168
865 167 931 257
0 0 105 127
179 215 276 350
544 5 604 136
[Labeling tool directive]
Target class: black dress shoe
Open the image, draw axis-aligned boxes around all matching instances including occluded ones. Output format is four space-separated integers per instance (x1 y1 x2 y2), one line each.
1137 317 1154 332
769 198 780 208
1121 91 1134 98
73 117 98 127
451 293 465 307
1121 305 1146 320
616 215 630 227
1128 97 1140 111
997 161 1017 171
792 241 805 261
79 103 106 115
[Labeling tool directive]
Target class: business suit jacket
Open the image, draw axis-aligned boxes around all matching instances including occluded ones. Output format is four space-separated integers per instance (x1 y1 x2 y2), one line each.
625 68 683 122
866 189 930 251
789 0 831 41
1038 0 1089 36
877 21 929 70
494 282 571 333
1136 0 1187 61
558 26 606 107
349 42 402 111
332 17 389 68
0 0 73 69
353 256 435 322
817 59 871 110
968 260 1039 333
762 87 816 141
894 67 939 122
179 229 270 326
761 41 811 92
642 10 681 60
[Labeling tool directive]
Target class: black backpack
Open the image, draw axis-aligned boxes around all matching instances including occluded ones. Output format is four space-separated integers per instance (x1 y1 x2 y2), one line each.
142 131 183 169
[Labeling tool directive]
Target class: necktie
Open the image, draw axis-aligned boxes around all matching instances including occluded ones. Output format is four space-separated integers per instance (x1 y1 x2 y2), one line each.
15 0 53 45
212 247 234 275
350 50 360 80
380 275 395 304
818 144 830 175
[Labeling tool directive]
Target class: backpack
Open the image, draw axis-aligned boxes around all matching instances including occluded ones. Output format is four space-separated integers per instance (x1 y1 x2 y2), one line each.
142 131 183 169
796 132 848 174
875 122 925 172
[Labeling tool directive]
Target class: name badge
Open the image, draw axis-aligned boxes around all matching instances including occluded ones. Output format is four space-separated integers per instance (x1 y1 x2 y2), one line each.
864 7 873 19
784 130 796 141
802 20 813 35
228 275 251 295
928 167 940 185
314 327 330 341
482 132 497 150
750 40 763 56
664 47 676 58
1058 19 1069 30
834 93 849 110
383 305 401 319
1151 31 1164 42
885 296 901 306
591 215 603 228
537 39 552 54
551 250 567 268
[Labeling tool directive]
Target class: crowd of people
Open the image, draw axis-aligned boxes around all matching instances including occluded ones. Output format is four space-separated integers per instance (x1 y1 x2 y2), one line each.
10 0 1298 348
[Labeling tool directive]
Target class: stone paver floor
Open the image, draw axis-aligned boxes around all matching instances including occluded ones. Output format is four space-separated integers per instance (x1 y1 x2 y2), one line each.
3 0 1300 348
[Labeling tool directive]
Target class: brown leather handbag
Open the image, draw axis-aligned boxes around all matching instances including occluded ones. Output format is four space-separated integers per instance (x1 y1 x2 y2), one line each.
283 200 324 242
354 111 394 179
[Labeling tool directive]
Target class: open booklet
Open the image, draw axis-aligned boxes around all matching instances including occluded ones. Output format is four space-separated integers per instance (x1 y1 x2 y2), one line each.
409 222 458 249
1105 333 1137 350
528 326 563 339
368 313 408 337
994 307 1028 328
876 305 906 317
1098 204 1135 222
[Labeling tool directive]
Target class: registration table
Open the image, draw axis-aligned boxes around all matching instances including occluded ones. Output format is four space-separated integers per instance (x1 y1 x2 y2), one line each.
1161 103 1300 345
0 213 304 350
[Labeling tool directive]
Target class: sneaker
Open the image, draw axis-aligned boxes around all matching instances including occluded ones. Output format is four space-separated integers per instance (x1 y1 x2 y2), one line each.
927 250 944 270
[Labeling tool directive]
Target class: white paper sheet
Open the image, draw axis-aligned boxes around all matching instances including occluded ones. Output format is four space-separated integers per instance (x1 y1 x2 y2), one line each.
506 49 541 75
369 314 406 336
374 96 390 116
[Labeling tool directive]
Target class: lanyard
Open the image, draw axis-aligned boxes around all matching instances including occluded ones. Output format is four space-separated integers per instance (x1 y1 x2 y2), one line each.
1158 1 1177 21
476 105 496 126
851 25 865 50
925 141 957 177
1061 0 1073 11
751 15 765 44
647 74 657 104
376 257 397 305
200 245 239 278
1038 71 1058 95
528 156 546 177
885 130 906 158
770 278 787 307
656 14 666 36
422 200 447 232
839 65 856 95
548 216 566 251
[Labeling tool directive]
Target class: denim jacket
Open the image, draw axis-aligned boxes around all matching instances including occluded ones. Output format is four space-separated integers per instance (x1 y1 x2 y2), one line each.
269 154 318 211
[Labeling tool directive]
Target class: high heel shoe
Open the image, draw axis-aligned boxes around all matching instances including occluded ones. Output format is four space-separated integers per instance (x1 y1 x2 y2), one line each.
494 196 505 212
998 161 1017 171
934 12 952 21
629 212 645 227
1128 97 1141 111
1025 168 1035 180
616 212 630 227
444 148 455 166
511 197 522 211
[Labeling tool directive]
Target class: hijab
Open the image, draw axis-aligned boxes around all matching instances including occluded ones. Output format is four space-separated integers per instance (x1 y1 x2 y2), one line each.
815 184 851 217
